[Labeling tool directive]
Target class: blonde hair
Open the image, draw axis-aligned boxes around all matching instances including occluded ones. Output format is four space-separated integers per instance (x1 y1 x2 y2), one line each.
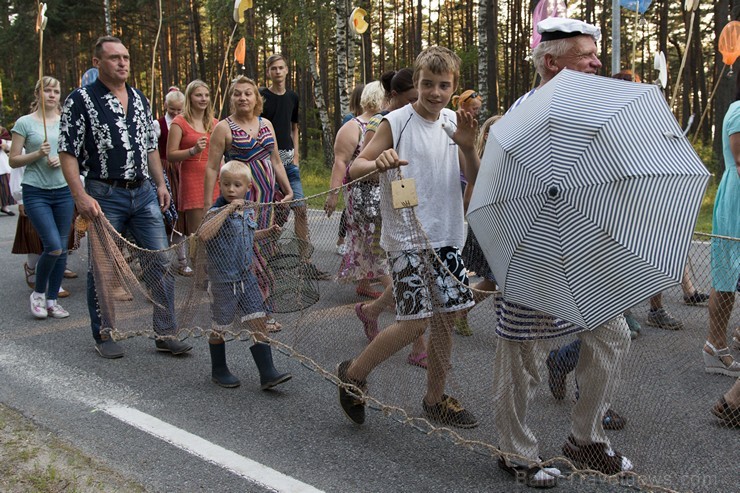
476 115 502 158
452 89 481 111
31 76 61 113
183 80 214 133
360 81 385 114
228 76 263 115
164 89 185 107
413 46 461 88
220 160 253 182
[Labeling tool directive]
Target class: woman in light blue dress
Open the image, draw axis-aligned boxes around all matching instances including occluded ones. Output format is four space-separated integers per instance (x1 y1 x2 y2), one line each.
705 78 740 378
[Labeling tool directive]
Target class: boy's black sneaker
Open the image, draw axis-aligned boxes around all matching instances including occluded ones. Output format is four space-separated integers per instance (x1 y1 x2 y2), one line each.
337 360 367 425
422 394 479 429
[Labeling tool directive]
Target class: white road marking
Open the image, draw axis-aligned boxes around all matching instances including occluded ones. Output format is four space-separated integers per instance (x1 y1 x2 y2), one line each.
103 405 324 493
0 342 323 492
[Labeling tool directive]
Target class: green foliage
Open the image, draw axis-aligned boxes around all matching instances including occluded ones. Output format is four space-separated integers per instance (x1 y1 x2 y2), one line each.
693 140 718 176
300 146 333 208
456 46 478 89
695 180 716 234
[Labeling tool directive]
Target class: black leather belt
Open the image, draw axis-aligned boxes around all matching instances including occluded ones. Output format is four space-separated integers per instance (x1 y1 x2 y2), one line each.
93 178 145 189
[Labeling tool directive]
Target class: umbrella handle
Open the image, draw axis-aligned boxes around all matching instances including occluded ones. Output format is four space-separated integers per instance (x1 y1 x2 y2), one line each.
663 114 694 140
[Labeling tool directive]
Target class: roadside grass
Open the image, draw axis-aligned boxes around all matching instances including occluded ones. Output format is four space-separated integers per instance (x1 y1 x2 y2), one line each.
299 155 334 210
0 404 147 493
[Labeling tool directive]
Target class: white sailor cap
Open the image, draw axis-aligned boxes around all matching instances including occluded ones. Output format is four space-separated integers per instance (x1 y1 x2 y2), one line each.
537 18 601 42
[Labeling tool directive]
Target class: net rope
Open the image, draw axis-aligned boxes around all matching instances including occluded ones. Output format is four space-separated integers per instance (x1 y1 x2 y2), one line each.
73 178 737 493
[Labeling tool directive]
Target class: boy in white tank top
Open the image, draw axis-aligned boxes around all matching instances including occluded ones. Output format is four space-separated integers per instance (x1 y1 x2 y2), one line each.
336 46 481 429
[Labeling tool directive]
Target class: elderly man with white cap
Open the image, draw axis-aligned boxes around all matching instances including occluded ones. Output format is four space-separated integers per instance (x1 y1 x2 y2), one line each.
493 18 634 488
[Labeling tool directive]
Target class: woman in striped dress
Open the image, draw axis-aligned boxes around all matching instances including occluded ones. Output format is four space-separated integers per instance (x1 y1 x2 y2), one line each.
204 76 291 214
204 76 293 331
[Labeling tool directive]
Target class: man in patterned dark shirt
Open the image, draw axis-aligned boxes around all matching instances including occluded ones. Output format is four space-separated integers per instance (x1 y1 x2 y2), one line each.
59 36 192 359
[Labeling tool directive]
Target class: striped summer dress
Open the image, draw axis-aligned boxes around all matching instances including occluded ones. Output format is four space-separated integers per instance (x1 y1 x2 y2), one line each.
224 116 276 219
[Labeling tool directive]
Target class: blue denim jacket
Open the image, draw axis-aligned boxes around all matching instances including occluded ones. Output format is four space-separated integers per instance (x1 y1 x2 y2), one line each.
205 196 258 283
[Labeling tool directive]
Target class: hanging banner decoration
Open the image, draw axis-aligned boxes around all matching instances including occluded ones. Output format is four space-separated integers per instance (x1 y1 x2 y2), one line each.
349 7 369 35
36 2 48 32
81 67 99 87
719 20 740 68
618 0 653 14
234 37 246 65
653 51 667 89
233 0 253 24
684 0 700 12
693 20 739 143
530 0 567 49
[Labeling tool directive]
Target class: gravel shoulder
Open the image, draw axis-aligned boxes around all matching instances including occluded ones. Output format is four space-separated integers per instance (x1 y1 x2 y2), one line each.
0 404 147 493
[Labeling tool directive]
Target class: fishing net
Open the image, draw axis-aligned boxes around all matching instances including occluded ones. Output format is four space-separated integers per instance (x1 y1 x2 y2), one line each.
74 178 737 493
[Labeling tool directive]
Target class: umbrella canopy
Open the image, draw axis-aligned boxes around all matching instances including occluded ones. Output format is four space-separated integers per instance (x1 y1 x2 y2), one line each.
467 69 710 329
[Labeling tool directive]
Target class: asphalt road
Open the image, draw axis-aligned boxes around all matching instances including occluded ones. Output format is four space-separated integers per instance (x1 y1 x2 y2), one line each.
0 206 737 493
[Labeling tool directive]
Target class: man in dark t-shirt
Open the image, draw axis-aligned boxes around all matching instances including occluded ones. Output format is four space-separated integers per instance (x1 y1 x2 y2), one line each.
260 53 328 280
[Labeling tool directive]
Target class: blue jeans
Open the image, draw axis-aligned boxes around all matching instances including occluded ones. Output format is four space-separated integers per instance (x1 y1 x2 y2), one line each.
553 340 582 399
284 163 305 207
553 339 581 375
22 184 74 300
85 179 175 341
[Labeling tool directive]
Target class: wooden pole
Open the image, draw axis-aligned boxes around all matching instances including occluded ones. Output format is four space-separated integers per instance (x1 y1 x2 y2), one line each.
213 24 238 118
670 10 696 110
37 2 47 141
692 65 728 145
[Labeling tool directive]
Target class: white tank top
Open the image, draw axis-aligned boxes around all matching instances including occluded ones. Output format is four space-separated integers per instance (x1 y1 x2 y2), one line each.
379 104 465 252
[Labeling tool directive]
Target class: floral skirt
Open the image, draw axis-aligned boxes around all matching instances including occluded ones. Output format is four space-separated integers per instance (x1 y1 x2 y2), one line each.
337 214 388 283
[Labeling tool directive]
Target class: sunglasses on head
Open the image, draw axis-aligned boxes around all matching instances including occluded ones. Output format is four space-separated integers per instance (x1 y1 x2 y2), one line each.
461 92 479 104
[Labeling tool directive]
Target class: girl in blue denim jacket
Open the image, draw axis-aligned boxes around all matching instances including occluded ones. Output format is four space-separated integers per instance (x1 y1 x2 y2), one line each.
200 160 291 390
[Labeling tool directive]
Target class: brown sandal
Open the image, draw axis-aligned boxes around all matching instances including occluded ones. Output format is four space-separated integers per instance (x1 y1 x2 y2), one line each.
266 317 282 333
24 263 35 290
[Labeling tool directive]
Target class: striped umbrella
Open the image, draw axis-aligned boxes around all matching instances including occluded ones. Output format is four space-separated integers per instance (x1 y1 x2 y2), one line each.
467 69 710 330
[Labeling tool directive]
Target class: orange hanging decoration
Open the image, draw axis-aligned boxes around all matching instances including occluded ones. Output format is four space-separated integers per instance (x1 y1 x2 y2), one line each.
719 21 740 66
234 38 246 65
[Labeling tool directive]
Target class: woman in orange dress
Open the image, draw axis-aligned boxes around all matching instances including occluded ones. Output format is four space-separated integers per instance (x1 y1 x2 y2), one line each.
167 80 219 274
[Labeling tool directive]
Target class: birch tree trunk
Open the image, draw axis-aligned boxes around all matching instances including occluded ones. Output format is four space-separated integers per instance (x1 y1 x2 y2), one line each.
487 0 499 113
477 0 488 119
307 41 335 167
348 26 356 89
335 0 350 118
104 0 112 35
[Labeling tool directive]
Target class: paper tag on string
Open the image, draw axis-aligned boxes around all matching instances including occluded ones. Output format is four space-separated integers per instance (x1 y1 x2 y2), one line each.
391 178 418 209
